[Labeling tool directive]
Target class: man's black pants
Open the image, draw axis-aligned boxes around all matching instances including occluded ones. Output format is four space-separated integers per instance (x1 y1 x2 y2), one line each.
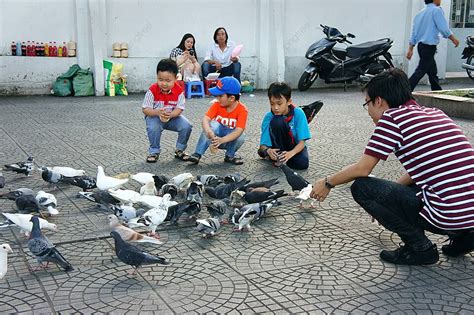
409 43 442 91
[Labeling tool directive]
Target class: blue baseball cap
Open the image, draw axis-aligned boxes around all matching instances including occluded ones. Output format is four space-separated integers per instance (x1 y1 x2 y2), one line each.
209 77 241 95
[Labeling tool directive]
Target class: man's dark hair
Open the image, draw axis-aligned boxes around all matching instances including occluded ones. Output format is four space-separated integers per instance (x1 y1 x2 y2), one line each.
363 68 413 108
213 27 229 44
156 59 178 75
225 93 240 101
425 0 434 4
267 82 292 101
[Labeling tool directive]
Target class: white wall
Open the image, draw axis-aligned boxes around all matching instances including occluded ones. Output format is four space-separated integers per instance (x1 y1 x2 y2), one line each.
0 0 455 95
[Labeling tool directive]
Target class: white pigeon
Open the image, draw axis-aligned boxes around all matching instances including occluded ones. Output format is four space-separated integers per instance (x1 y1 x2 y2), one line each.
108 189 142 205
158 194 177 211
0 244 13 280
140 181 158 196
130 172 155 185
96 166 129 191
128 206 168 238
195 218 221 238
107 215 162 245
49 166 85 177
170 173 194 190
2 213 57 237
111 204 145 222
295 184 316 208
35 191 59 215
137 195 163 209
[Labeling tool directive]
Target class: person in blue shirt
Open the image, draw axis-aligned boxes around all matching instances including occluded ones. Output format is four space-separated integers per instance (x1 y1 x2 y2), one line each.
407 0 459 91
258 82 311 170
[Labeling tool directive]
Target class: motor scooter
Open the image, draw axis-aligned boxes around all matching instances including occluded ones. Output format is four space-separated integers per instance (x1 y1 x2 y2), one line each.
298 25 394 91
461 35 474 79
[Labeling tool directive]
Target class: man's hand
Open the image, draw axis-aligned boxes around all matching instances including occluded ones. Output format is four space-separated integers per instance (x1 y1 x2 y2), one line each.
214 62 222 71
452 37 460 47
230 56 239 62
406 47 413 60
310 178 331 202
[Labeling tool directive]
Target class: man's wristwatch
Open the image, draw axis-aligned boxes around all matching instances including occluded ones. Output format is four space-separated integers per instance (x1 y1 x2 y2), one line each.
324 176 335 189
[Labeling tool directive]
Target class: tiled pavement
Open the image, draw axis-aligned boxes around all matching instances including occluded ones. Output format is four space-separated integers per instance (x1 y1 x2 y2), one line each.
0 83 473 314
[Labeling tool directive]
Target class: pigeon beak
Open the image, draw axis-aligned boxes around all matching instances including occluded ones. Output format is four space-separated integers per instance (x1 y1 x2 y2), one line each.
7 248 13 254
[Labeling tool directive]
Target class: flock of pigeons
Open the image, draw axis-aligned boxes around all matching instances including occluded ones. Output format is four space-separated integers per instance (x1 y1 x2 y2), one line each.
0 156 316 277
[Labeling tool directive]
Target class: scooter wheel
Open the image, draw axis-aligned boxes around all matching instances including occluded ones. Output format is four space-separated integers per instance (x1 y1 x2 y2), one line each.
466 55 474 80
298 71 318 91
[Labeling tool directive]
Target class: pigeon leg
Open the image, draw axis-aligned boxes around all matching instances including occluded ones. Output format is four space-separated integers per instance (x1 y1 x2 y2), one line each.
298 201 304 209
232 227 242 232
221 218 229 224
31 262 49 272
127 267 138 276
310 201 316 208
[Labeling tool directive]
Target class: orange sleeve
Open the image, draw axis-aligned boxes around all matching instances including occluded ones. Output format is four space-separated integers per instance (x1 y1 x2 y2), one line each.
205 102 219 119
235 105 248 129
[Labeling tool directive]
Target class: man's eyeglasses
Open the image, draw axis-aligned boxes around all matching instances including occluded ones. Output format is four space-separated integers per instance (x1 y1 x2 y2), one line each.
362 99 371 111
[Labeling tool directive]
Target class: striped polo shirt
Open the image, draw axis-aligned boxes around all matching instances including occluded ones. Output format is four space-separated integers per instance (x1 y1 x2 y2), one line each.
365 100 474 230
142 83 185 112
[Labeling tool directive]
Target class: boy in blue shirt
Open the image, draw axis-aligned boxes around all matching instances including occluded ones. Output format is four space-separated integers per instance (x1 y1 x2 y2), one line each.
258 82 311 170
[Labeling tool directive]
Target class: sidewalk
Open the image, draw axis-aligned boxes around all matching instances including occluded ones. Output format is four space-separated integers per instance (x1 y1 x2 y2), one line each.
0 85 473 314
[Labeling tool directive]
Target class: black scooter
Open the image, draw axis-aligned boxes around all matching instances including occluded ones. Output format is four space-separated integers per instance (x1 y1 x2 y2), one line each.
298 25 394 91
461 35 474 79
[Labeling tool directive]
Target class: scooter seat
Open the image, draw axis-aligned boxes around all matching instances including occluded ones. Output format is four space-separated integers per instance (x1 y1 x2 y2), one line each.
467 36 474 47
346 38 391 58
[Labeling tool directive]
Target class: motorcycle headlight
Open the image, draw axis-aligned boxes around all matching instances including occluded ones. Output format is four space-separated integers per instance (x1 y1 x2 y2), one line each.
307 46 326 59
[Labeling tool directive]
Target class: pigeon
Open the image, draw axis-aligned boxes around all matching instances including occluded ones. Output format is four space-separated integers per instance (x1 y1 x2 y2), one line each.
110 231 169 275
140 181 157 196
243 189 287 204
242 178 279 192
108 189 142 205
230 200 279 231
195 218 220 238
137 195 163 209
130 172 155 185
2 213 57 237
0 188 35 200
0 244 13 279
160 183 178 199
206 200 228 221
295 184 316 208
108 215 162 245
197 174 224 187
0 172 5 188
35 191 59 216
152 174 169 191
41 167 62 184
205 178 250 199
223 173 241 184
15 195 40 213
3 156 34 176
165 201 200 224
77 191 121 209
229 190 248 208
230 208 256 232
96 166 129 191
280 164 310 192
49 166 85 177
128 206 168 238
28 216 73 272
58 175 97 191
300 100 323 124
240 200 279 221
170 173 194 190
186 181 204 204
111 205 146 221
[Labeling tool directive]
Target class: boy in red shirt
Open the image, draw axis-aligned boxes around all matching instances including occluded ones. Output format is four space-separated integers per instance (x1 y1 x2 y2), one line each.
142 59 192 162
187 77 248 165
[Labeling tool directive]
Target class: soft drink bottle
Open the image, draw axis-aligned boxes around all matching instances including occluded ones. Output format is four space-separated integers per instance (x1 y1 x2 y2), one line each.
44 42 49 56
40 42 45 56
26 41 31 56
58 44 63 57
11 42 16 55
62 42 67 57
35 42 40 56
21 42 26 56
16 42 21 56
52 42 57 56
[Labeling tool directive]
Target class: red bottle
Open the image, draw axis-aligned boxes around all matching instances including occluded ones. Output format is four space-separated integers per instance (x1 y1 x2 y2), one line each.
62 42 67 57
52 42 57 56
26 41 31 56
21 42 26 56
11 42 16 55
35 42 40 56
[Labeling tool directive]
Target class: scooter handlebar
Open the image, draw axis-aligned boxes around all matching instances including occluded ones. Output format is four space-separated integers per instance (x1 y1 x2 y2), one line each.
347 33 356 38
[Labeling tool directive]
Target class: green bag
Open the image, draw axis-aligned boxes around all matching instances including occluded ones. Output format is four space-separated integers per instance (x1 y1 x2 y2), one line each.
73 69 95 97
58 64 81 80
52 78 73 96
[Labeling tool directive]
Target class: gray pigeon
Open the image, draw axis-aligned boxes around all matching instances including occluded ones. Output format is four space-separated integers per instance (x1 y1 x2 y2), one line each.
230 200 279 231
77 191 121 209
223 173 241 184
41 167 62 184
152 174 169 191
160 183 178 199
0 172 5 188
165 201 201 224
3 157 34 176
206 200 228 221
28 216 73 272
195 218 220 238
110 231 169 275
205 178 249 199
111 205 146 221
242 178 279 192
280 164 310 191
197 174 224 187
186 181 204 204
15 195 40 213
0 188 34 201
243 189 287 204
58 175 97 191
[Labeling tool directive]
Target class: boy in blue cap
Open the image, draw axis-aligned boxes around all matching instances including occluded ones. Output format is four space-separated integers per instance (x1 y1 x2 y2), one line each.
187 77 248 165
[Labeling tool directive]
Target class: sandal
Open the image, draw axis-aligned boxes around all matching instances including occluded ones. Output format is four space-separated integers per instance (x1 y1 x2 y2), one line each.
146 153 159 163
187 153 201 164
175 150 190 161
224 155 244 165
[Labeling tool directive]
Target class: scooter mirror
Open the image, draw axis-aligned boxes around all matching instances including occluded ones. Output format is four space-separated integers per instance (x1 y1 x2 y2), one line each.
347 33 356 38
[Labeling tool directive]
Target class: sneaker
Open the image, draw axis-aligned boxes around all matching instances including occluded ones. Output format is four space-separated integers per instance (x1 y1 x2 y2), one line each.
441 230 474 257
187 153 201 164
379 244 439 265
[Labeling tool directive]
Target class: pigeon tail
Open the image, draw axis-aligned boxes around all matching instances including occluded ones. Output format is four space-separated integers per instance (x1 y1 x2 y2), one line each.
50 247 74 272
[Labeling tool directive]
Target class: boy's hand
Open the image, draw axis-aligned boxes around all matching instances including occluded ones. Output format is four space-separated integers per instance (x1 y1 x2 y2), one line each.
211 136 224 148
267 148 280 161
277 150 295 164
206 131 215 139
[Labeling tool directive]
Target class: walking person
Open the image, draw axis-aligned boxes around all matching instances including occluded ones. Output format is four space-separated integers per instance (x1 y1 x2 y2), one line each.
406 0 459 91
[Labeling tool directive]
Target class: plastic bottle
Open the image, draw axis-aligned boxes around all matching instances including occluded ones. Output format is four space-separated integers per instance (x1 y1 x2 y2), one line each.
40 42 45 56
35 42 41 56
58 44 63 57
26 41 31 56
52 42 57 56
11 42 16 55
44 42 49 56
16 42 21 56
62 42 67 57
21 42 26 56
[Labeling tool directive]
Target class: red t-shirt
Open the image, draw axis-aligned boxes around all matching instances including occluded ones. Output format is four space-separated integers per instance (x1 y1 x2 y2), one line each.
206 101 248 130
142 83 185 111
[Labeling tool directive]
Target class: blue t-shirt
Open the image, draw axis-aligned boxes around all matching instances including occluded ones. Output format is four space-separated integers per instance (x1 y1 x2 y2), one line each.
260 107 311 147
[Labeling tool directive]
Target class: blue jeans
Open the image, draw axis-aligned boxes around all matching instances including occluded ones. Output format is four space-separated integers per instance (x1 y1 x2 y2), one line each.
202 61 241 83
194 120 245 158
145 115 192 154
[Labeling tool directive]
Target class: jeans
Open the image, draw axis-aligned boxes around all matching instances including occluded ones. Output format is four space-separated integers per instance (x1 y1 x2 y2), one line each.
194 120 245 158
350 177 459 251
145 115 192 154
409 43 442 91
202 61 241 83
269 115 309 170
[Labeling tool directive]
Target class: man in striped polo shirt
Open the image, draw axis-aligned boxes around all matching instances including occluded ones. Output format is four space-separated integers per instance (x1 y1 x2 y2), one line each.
310 69 474 265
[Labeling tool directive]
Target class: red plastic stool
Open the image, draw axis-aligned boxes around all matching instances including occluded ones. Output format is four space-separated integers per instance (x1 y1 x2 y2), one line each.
205 79 218 96
176 80 186 97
